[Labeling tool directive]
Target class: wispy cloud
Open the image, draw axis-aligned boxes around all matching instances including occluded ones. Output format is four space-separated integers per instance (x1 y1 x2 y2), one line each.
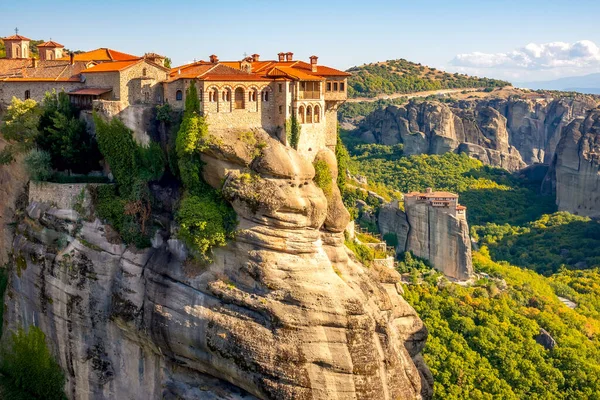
450 40 600 70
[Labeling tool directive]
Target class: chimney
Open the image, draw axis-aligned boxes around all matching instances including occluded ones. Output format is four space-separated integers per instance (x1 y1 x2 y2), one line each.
426 187 433 194
310 55 318 72
209 54 219 63
70 52 75 65
252 53 260 62
286 52 293 61
31 57 38 68
278 52 285 62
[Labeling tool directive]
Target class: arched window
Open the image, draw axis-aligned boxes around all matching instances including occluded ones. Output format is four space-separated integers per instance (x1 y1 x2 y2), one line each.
15 45 20 58
234 87 245 109
175 90 183 101
298 106 305 124
314 105 320 123
262 90 269 102
144 92 150 103
24 90 31 100
49 52 54 60
306 106 313 123
143 68 147 77
199 89 203 102
209 89 217 102
249 89 257 102
222 89 231 102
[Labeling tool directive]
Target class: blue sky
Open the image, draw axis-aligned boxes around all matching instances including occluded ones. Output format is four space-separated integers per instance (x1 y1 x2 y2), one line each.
2 0 600 81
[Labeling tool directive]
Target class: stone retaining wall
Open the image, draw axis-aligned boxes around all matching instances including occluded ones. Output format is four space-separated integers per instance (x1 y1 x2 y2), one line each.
29 182 98 210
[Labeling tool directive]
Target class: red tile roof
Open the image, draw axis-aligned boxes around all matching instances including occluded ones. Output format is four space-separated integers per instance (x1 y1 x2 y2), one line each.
170 57 349 83
0 59 87 82
69 88 112 96
3 34 31 41
58 48 139 62
405 191 459 199
37 41 64 48
82 59 142 73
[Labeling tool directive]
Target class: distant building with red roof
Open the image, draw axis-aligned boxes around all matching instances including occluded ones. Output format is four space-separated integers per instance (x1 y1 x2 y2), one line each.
404 188 466 218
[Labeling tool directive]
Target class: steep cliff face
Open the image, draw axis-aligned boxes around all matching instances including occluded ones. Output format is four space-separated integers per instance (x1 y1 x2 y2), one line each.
356 96 596 171
5 128 433 399
378 201 473 281
550 109 600 217
0 137 28 265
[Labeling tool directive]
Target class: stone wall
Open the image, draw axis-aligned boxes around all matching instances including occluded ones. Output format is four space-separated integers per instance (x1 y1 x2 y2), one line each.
29 182 97 210
119 60 168 105
83 72 121 101
0 81 83 106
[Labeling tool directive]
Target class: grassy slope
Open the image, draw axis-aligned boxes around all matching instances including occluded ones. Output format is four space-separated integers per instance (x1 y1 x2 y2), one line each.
347 58 510 98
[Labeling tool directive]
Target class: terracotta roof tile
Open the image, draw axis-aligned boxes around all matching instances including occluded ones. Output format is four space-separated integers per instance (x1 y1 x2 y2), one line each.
3 34 31 41
37 41 64 48
0 59 87 82
58 48 139 62
81 59 142 73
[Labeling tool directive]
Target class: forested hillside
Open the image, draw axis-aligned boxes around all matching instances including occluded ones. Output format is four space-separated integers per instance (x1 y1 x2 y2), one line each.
339 131 600 399
347 59 510 98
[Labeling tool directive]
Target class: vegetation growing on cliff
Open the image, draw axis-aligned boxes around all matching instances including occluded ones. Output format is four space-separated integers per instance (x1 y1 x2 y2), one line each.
347 59 510 98
174 82 236 260
0 326 66 400
403 249 600 400
340 132 555 226
0 92 102 175
93 114 165 247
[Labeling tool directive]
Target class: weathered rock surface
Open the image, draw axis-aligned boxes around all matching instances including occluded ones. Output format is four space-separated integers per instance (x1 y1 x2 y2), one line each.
378 201 473 281
354 96 596 170
6 128 432 399
0 137 28 265
549 109 600 217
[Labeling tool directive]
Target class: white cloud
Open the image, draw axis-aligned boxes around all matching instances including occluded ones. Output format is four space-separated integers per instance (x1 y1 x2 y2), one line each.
450 40 600 70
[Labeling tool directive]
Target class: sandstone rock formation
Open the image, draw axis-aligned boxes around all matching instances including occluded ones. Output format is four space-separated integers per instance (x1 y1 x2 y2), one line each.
0 137 28 265
5 128 433 399
549 109 600 217
354 96 596 171
378 200 473 281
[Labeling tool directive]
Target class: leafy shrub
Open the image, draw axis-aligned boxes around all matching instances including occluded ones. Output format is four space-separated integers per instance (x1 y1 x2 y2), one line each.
313 159 333 197
0 98 41 165
383 232 399 248
174 81 237 259
176 194 236 258
24 149 52 181
286 115 300 149
0 326 66 400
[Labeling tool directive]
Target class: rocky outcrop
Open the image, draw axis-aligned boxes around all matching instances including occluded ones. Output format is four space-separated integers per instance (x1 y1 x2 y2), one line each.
378 200 473 281
549 109 600 217
0 137 28 265
354 96 596 171
6 128 433 399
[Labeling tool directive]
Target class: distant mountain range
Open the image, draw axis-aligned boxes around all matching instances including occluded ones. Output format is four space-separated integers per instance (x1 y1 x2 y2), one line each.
516 73 600 94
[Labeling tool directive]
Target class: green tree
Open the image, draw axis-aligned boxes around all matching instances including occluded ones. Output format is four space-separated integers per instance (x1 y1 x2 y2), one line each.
36 91 101 173
0 97 41 164
0 326 66 400
24 149 52 181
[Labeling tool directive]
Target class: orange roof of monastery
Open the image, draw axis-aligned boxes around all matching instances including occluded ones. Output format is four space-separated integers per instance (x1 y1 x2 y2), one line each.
0 59 88 82
3 34 31 41
169 56 350 83
82 59 142 73
37 41 64 48
405 191 459 199
58 48 139 62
